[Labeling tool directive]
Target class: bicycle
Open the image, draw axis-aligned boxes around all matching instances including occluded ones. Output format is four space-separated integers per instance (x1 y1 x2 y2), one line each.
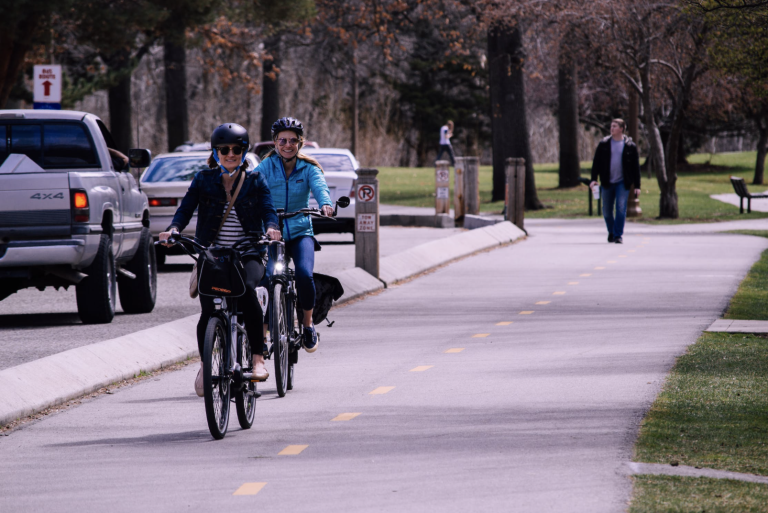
268 196 350 397
156 233 271 440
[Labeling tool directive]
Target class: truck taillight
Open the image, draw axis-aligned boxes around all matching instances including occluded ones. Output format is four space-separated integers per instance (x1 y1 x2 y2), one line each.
71 190 90 223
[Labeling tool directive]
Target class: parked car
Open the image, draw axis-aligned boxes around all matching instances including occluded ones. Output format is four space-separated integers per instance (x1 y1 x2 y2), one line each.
0 109 155 324
140 151 260 264
300 147 358 235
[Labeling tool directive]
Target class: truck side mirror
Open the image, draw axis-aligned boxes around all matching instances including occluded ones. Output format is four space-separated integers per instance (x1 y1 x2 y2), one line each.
129 148 152 168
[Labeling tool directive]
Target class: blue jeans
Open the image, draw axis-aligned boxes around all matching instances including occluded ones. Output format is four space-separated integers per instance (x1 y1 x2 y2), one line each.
601 182 629 238
264 235 316 311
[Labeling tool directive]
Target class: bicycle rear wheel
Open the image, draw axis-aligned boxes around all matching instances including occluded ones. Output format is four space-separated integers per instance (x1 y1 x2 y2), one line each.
235 331 256 429
272 283 289 397
203 316 231 440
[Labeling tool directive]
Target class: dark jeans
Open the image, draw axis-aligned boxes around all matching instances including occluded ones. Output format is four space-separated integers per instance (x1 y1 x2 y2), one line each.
264 235 316 312
436 144 456 166
601 182 630 238
197 256 266 357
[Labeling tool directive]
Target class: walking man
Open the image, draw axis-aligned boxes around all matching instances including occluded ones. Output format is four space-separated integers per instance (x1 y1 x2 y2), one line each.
590 119 641 244
436 120 456 166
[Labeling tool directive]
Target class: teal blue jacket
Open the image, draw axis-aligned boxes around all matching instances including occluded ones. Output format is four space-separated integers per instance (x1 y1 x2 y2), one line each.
256 153 332 241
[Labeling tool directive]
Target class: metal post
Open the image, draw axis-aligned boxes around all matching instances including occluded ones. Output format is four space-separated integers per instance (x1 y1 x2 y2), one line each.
355 168 379 278
454 157 466 224
505 158 525 230
435 160 450 215
464 156 480 216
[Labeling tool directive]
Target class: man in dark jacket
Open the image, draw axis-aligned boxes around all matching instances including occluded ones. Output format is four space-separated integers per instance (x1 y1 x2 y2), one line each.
589 119 641 244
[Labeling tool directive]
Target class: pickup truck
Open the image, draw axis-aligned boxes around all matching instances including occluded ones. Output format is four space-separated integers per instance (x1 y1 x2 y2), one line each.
0 109 157 324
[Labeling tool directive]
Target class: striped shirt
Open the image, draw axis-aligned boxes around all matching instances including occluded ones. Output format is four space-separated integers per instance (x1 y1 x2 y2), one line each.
215 205 245 247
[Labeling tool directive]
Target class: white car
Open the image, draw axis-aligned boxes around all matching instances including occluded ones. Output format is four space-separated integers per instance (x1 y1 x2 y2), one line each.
140 151 260 263
300 147 358 234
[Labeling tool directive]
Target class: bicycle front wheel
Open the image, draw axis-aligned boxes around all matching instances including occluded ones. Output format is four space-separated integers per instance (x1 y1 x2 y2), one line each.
271 283 289 397
235 330 256 429
203 315 231 440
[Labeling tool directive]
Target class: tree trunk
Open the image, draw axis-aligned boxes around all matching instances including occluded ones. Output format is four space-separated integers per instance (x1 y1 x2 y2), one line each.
0 15 39 108
628 87 639 142
351 59 359 157
639 46 677 219
557 31 580 188
164 34 189 152
754 112 768 185
665 63 696 181
109 74 133 153
260 37 281 142
488 23 542 209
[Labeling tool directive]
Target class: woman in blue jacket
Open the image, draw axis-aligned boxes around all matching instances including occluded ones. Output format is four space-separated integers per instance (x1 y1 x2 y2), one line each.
258 117 333 353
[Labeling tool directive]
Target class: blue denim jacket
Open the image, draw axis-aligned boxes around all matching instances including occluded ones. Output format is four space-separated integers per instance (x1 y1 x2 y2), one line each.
256 154 332 241
167 167 279 247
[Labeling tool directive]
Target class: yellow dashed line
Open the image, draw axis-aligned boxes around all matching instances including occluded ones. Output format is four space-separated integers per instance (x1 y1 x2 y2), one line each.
410 365 433 372
519 310 534 314
278 445 308 456
580 273 592 277
535 301 550 305
568 282 579 285
628 250 636 253
234 483 266 496
595 267 606 270
496 321 513 325
370 386 395 395
331 413 361 421
473 333 490 338
619 255 627 258
445 348 465 353
607 260 617 263
553 292 566 295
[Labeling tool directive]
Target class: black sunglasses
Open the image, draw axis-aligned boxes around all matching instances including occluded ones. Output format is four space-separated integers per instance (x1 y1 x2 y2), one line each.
216 145 244 155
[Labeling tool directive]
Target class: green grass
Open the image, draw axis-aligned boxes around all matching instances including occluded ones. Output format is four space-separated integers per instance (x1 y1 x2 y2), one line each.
377 151 768 223
630 476 768 513
723 231 768 321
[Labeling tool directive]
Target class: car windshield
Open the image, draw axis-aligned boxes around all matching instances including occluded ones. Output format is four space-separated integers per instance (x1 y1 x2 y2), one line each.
309 154 355 173
142 157 209 182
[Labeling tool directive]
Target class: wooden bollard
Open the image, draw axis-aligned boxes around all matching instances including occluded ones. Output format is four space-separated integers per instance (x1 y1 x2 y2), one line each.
355 168 379 278
505 157 525 230
627 186 642 218
454 157 466 223
435 160 450 215
464 156 480 215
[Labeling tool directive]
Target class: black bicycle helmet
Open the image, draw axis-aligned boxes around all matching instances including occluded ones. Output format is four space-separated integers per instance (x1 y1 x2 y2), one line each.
271 117 304 139
211 123 249 148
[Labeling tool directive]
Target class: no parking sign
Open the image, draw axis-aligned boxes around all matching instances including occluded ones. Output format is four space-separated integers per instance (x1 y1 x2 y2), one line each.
357 184 376 203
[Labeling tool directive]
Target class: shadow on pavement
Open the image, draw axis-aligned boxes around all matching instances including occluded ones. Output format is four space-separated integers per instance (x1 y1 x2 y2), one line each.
158 263 194 273
0 312 83 328
121 395 202 404
46 430 214 447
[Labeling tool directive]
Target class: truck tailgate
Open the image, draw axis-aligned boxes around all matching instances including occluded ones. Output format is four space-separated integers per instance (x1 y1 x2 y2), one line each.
0 173 70 228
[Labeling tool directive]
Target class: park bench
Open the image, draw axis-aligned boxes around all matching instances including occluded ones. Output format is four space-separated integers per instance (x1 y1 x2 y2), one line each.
730 176 768 213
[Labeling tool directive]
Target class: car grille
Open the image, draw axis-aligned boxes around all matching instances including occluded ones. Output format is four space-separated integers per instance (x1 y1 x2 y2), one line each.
0 210 71 227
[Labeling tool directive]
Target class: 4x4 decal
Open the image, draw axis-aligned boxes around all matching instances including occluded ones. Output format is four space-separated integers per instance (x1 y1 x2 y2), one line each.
30 192 65 200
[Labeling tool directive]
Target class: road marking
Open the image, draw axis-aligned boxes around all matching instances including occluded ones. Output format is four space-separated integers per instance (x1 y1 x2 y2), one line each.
496 321 513 325
473 333 490 338
370 386 395 395
519 311 534 314
278 445 308 455
619 255 627 258
535 301 550 305
445 348 465 353
234 483 267 496
332 412 361 421
568 282 579 285
607 260 617 263
628 250 636 253
595 266 606 270
553 292 565 295
580 273 592 277
411 365 433 372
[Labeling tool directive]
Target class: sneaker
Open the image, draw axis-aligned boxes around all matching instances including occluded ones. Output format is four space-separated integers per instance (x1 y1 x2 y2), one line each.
194 362 204 397
251 355 269 381
303 325 319 353
607 234 615 243
614 236 623 244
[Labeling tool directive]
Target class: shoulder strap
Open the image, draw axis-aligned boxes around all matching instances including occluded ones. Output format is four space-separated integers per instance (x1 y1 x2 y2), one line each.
216 171 245 235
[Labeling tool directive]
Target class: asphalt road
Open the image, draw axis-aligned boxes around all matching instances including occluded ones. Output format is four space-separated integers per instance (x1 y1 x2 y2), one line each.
0 226 462 371
1 220 765 512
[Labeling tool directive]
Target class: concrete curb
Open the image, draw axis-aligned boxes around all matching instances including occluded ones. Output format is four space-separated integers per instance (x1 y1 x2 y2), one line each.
379 221 526 286
624 462 768 485
462 214 503 230
333 267 385 305
0 315 198 427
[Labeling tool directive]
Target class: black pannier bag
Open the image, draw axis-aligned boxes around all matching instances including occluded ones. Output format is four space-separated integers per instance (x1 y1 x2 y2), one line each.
198 246 247 297
312 273 344 325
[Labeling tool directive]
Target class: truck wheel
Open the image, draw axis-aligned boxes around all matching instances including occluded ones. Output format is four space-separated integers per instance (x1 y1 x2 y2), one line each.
76 234 117 324
118 227 157 314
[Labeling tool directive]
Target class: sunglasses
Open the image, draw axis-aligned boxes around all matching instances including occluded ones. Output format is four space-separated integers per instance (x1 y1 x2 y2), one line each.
277 137 299 146
216 145 244 155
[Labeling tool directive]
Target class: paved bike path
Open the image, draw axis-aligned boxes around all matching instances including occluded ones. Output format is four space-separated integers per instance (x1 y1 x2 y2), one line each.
0 222 766 512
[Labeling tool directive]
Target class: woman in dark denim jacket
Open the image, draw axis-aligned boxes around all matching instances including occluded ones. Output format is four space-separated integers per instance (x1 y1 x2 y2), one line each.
160 123 281 395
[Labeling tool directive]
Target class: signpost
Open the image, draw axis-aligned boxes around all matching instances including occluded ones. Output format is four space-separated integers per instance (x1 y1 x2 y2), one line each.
435 160 450 215
505 157 526 230
33 65 62 110
355 168 380 278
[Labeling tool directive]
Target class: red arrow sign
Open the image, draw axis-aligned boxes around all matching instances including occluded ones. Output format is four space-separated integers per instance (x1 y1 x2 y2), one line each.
42 81 52 96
